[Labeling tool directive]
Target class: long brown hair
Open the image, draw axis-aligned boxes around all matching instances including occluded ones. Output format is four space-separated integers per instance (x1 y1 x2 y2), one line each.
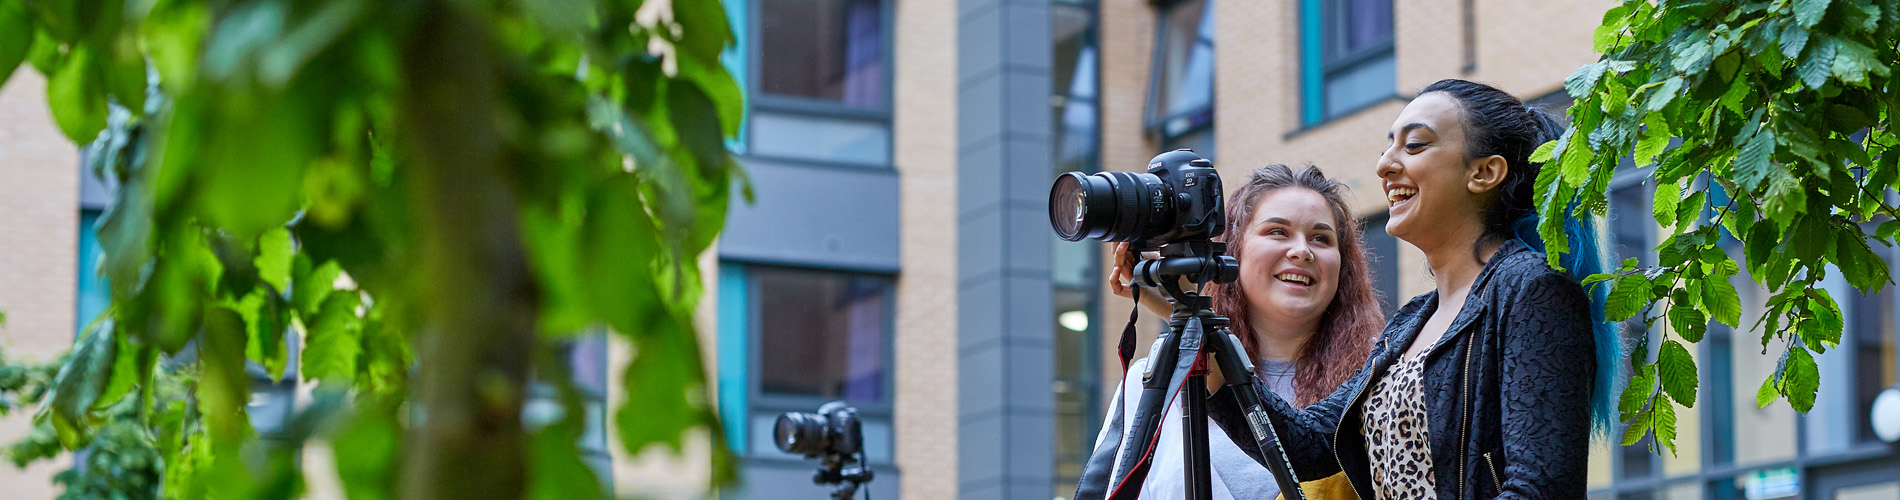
1207 165 1383 407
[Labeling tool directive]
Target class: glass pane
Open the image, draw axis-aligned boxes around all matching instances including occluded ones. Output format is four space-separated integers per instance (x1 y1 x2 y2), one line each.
76 210 107 334
1836 481 1900 500
755 267 890 402
1153 0 1214 121
1806 273 1861 455
1333 0 1393 57
759 0 884 107
1850 243 1896 445
1321 53 1394 117
751 112 891 165
1733 275 1797 464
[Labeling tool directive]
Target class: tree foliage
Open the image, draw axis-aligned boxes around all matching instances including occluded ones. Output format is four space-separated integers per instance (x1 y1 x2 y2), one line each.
1544 0 1897 456
0 0 745 497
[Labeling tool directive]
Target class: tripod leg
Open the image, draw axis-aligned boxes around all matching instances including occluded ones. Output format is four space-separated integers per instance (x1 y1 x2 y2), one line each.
1205 329 1307 500
1183 373 1213 500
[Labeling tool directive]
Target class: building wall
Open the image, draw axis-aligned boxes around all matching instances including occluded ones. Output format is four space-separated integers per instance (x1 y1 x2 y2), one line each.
0 68 80 500
892 0 961 497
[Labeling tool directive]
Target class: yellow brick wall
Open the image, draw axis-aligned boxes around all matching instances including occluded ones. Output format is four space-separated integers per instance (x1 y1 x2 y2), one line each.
0 68 80 500
892 0 960 497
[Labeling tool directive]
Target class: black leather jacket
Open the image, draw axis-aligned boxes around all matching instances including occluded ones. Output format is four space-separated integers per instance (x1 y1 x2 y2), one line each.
1207 240 1596 499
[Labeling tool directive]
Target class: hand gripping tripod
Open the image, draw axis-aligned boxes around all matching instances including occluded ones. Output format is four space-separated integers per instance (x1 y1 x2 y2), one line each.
1105 239 1306 500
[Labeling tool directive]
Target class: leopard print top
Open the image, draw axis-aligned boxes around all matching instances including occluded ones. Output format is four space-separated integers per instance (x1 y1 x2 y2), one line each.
1361 350 1438 500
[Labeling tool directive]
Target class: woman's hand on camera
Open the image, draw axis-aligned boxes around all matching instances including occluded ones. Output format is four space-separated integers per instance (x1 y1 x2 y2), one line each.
1108 242 1176 316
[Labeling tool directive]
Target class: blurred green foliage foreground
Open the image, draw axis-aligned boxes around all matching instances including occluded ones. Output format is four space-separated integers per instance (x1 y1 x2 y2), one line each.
0 0 746 498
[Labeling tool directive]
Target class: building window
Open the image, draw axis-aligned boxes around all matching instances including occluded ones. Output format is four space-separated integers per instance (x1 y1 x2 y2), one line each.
758 0 884 108
1148 0 1213 156
747 0 892 166
1360 213 1400 319
721 264 897 463
1053 1 1103 498
76 210 106 333
754 267 890 400
1607 179 1659 481
1300 0 1394 125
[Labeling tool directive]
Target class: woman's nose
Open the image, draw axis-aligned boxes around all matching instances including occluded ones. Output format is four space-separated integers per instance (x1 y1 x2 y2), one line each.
1376 154 1399 179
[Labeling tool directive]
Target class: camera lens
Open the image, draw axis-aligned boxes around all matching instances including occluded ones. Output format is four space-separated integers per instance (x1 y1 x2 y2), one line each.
1048 171 1165 242
774 411 832 456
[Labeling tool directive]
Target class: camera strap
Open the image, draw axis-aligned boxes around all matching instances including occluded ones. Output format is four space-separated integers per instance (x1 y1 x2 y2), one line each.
1119 287 1140 372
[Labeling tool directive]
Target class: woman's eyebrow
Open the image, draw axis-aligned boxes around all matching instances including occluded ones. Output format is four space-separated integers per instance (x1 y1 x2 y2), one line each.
1257 217 1291 228
1312 222 1335 232
1387 122 1433 140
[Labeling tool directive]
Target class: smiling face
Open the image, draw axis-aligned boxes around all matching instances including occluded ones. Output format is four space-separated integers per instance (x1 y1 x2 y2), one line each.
1236 188 1344 330
1376 92 1495 251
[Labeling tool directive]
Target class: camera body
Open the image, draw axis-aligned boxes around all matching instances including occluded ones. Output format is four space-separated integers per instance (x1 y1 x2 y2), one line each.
774 401 863 458
775 402 873 499
1049 149 1225 250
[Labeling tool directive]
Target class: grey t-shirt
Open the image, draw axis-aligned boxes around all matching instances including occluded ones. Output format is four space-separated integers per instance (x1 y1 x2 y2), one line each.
1209 358 1298 500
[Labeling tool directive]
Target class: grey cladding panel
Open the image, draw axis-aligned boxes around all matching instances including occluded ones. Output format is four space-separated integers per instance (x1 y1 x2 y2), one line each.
720 159 901 271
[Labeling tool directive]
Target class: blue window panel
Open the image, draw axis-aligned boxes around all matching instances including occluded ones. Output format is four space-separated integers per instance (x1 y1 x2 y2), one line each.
76 210 107 334
1299 0 1324 126
717 263 750 454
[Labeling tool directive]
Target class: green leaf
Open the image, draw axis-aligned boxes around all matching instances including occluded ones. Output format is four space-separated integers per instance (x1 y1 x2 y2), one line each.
1607 273 1653 321
1779 22 1810 59
1646 76 1683 112
1795 0 1832 28
40 321 119 445
582 178 664 335
1756 372 1781 408
1784 343 1820 412
617 314 706 455
1797 35 1837 89
1621 364 1655 420
1621 406 1652 446
1830 38 1888 85
1835 233 1891 292
0 1 32 90
1652 396 1679 456
1657 340 1698 407
1701 275 1742 327
255 227 294 291
1676 190 1707 229
1669 302 1707 343
47 44 108 143
1634 123 1671 167
302 291 362 386
332 397 400 500
1652 181 1681 228
1733 130 1776 191
1565 62 1608 98
1876 219 1900 244
1672 38 1714 73
1530 140 1558 163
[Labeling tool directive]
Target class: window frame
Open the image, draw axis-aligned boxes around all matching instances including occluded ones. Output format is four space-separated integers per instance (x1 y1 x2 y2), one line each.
1143 0 1214 144
737 263 899 465
743 0 896 168
1299 0 1396 126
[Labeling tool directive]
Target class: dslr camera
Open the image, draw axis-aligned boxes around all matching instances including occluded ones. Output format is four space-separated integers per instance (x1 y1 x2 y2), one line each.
774 401 872 499
1049 149 1226 249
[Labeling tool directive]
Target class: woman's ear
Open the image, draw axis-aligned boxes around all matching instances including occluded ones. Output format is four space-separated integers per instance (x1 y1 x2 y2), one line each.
1467 155 1509 194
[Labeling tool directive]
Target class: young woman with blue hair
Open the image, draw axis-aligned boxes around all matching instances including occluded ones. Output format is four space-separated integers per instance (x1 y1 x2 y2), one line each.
1206 78 1623 499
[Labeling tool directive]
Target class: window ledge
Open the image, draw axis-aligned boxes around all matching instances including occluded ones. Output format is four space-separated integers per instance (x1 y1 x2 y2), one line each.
1283 93 1408 141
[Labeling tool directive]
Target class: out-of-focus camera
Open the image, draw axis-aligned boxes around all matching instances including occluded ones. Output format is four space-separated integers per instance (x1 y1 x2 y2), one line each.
775 401 872 499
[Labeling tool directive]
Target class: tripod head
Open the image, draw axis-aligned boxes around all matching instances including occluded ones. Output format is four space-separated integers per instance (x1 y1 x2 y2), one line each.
1130 239 1239 309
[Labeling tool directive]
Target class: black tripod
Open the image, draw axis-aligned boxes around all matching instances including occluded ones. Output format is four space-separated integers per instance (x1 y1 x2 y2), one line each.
1105 239 1306 500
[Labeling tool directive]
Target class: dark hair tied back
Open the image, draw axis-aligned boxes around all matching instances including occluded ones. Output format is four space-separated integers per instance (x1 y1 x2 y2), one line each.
1418 79 1566 244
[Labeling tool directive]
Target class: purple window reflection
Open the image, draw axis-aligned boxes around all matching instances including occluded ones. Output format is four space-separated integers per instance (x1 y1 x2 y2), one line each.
756 267 890 402
761 0 885 108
